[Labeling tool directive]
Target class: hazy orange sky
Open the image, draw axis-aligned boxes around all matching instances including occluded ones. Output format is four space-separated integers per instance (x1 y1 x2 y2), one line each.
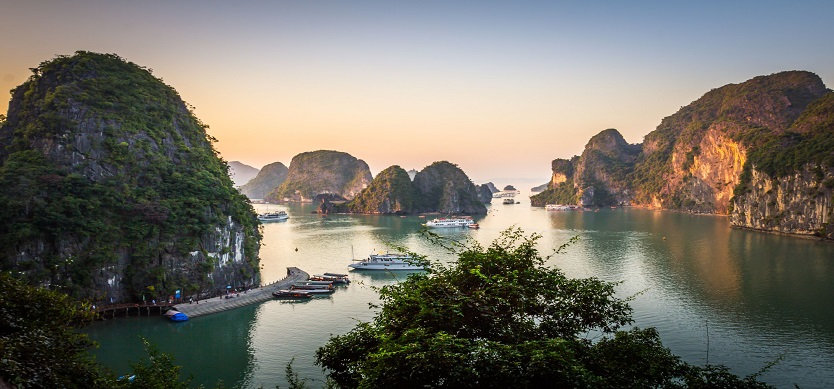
2 1 832 184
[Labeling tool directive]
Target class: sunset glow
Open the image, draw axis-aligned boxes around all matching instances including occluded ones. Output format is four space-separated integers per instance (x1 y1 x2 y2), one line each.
2 1 832 182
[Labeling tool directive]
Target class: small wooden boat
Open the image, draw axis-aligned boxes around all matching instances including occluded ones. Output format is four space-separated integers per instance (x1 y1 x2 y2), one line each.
164 309 188 322
272 290 313 299
468 223 480 229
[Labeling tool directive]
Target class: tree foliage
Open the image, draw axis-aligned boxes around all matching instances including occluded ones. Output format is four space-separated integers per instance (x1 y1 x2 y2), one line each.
316 229 774 388
0 272 105 388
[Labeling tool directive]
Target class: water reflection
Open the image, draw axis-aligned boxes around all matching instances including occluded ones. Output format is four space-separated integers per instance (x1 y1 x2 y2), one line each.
87 205 834 388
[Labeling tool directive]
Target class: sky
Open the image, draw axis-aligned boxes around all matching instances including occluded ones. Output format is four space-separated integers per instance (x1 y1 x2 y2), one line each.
1 1 832 184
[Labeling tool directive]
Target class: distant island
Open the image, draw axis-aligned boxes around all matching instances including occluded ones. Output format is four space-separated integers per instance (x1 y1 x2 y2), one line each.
239 161 288 199
263 150 372 203
532 71 833 240
334 161 487 215
228 161 259 187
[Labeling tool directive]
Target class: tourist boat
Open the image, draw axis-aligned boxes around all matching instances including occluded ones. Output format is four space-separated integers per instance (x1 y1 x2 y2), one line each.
258 211 288 222
545 204 580 211
423 217 475 228
288 285 335 294
272 289 313 299
348 252 426 271
290 281 334 290
310 273 350 284
502 198 515 205
163 309 188 322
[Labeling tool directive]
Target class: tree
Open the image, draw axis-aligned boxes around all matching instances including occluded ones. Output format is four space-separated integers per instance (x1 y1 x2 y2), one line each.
0 272 105 388
110 337 193 389
315 228 774 388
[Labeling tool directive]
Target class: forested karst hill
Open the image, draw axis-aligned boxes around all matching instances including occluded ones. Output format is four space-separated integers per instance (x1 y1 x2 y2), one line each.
239 161 288 199
344 165 416 214
0 51 261 302
532 71 833 239
413 161 487 214
264 150 372 203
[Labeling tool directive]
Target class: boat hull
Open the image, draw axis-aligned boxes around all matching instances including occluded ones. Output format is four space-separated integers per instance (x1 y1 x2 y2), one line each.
348 263 425 270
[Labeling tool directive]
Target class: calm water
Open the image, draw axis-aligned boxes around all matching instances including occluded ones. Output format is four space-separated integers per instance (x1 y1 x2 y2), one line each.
86 195 834 388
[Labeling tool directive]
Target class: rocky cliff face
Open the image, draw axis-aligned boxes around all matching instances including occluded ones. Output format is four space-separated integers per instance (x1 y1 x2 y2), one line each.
535 71 833 239
573 129 640 206
265 150 372 203
346 165 416 214
413 161 487 215
476 184 494 204
239 161 288 199
0 52 261 302
731 167 833 238
228 161 259 187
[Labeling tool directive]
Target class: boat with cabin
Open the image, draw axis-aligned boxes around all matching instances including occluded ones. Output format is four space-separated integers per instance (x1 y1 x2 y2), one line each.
348 252 426 271
423 217 475 228
545 204 580 211
272 290 313 299
258 211 288 222
310 273 350 284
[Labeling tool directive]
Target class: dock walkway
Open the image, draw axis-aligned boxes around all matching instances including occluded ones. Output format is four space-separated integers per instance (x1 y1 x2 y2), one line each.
171 267 308 319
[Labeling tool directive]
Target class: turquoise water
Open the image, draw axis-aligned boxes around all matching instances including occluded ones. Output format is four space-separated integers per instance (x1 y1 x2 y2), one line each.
86 198 834 388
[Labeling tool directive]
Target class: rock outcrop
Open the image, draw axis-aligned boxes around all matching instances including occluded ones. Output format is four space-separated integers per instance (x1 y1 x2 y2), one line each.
239 161 288 199
413 161 487 215
264 150 372 203
533 71 834 239
346 165 416 214
573 129 641 206
0 51 261 302
476 184 494 204
228 161 259 187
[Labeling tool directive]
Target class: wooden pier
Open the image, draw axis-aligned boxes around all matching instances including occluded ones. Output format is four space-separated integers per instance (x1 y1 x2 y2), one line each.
95 303 174 319
93 267 309 320
169 267 309 319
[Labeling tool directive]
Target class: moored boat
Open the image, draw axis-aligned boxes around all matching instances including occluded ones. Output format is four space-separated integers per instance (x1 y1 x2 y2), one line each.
272 289 313 299
290 281 334 290
423 217 475 228
545 204 580 211
348 252 426 271
258 211 289 222
289 286 335 294
310 273 350 284
164 309 188 322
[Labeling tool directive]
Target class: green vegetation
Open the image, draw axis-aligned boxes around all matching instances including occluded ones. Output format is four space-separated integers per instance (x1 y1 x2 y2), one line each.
0 51 260 302
0 273 202 387
529 179 577 206
346 165 416 214
267 150 371 202
239 161 288 199
741 92 834 178
412 161 487 214
315 229 774 388
0 272 103 388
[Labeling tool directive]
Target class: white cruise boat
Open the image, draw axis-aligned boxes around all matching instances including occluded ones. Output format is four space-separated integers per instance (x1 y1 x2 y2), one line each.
258 211 288 222
545 204 580 211
348 252 426 271
423 217 475 228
